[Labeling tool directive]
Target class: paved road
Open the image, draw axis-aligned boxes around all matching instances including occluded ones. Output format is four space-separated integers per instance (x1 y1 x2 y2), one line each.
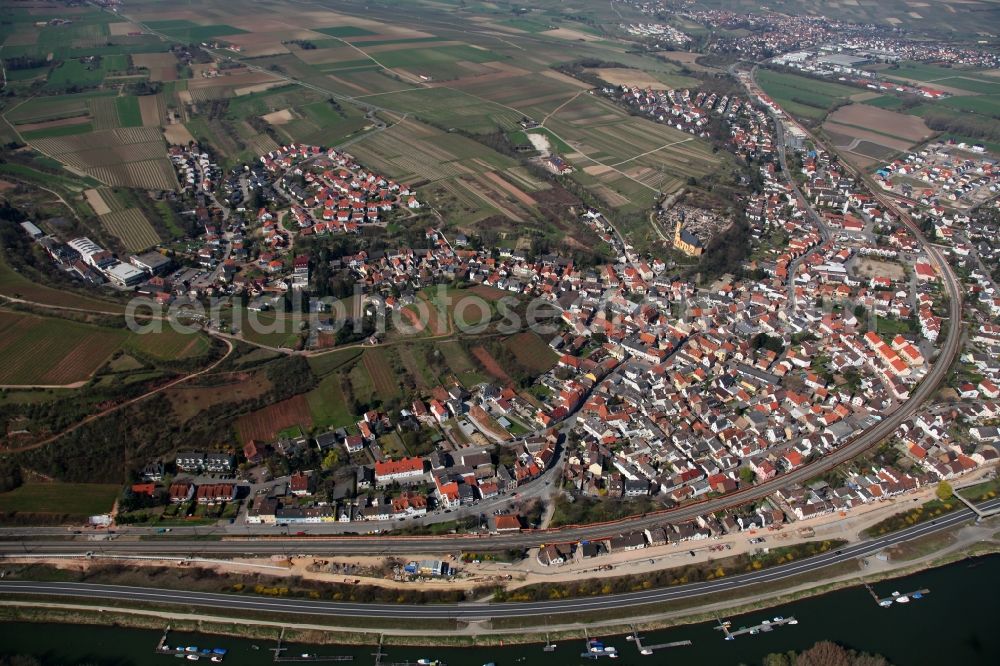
2 498 995 619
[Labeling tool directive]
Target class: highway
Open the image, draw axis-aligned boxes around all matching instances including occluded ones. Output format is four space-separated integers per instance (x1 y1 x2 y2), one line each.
1 498 995 619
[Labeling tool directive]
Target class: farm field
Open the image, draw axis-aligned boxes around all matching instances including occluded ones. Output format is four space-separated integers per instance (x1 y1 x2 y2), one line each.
0 483 120 519
235 394 313 442
305 372 355 430
471 346 513 385
505 331 558 373
362 350 400 402
756 69 859 120
126 328 211 362
822 103 933 167
167 372 272 422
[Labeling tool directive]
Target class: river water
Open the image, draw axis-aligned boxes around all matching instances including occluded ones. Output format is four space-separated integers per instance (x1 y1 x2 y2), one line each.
2 555 998 665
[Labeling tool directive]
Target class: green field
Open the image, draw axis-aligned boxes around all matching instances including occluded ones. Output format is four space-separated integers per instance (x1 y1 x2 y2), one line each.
307 347 365 377
0 483 120 518
880 62 998 86
45 55 128 90
757 69 859 119
21 122 94 140
115 96 144 127
937 95 1000 117
127 328 211 361
863 95 907 110
306 372 355 429
6 91 117 124
146 20 249 43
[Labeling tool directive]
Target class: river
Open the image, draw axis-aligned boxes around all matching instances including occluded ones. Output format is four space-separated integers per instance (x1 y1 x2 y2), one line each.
2 555 998 665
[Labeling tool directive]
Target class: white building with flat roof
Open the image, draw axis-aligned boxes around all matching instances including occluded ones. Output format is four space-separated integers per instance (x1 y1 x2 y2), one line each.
105 262 146 287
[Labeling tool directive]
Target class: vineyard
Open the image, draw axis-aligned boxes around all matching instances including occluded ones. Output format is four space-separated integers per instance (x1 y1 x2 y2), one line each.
87 97 120 130
235 394 313 442
0 311 126 386
100 207 161 252
362 350 399 401
27 127 177 190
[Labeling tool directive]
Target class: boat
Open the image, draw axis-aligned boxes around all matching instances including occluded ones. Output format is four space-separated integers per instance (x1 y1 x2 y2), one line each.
416 660 442 666
625 635 634 641
879 599 893 607
640 648 653 655
210 658 222 664
891 591 901 597
724 635 735 641
604 646 617 654
543 644 557 652
212 649 226 655
185 647 198 653
588 640 605 653
773 616 784 622
912 592 923 599
761 620 771 625
750 629 759 635
250 646 259 651
896 596 910 603
788 619 799 625
483 663 496 666
185 656 200 662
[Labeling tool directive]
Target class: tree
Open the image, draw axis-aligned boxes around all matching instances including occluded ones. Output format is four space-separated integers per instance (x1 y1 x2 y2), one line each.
321 448 342 471
738 466 754 485
936 480 953 501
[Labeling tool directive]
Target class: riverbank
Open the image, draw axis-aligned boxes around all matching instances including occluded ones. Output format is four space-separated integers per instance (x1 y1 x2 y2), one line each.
3 520 998 648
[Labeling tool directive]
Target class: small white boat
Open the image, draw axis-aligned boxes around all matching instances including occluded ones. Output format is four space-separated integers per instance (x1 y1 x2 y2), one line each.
879 599 893 607
725 635 735 641
210 658 223 663
892 591 901 597
641 648 653 655
896 596 910 603
788 619 799 625
186 656 200 662
773 616 784 622
625 635 634 641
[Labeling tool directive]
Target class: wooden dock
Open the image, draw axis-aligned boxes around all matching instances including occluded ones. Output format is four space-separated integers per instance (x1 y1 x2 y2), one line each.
371 635 440 666
865 583 930 607
715 616 798 639
270 628 353 662
628 625 692 655
155 625 228 661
